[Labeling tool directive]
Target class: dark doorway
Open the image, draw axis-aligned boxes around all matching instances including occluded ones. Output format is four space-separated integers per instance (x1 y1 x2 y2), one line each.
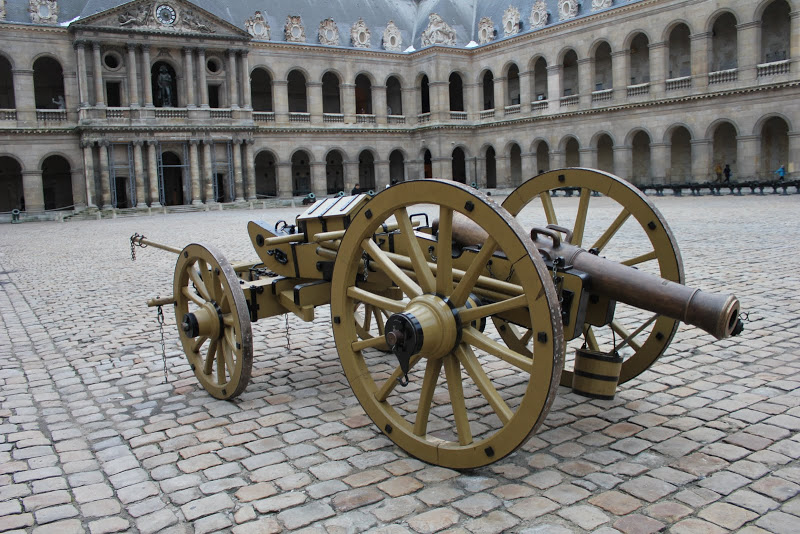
449 72 464 111
42 155 72 210
0 56 16 109
287 70 307 112
255 151 277 197
355 74 372 114
0 156 23 212
359 150 375 191
420 75 430 113
452 147 466 183
161 151 184 205
485 147 496 188
326 150 344 194
33 57 65 109
389 150 405 183
291 151 311 195
424 149 432 178
152 62 178 107
250 68 273 111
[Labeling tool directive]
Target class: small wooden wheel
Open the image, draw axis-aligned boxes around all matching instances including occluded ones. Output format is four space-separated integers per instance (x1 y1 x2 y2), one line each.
331 180 564 469
501 169 684 385
174 243 253 400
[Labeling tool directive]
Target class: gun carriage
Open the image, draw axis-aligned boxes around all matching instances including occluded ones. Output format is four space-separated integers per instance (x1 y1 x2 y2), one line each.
131 169 743 469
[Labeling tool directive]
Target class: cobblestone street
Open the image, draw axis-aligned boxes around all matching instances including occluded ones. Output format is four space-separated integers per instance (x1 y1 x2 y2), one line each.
1 190 799 534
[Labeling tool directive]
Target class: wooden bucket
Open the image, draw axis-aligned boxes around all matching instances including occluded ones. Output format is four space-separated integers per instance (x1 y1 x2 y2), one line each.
571 348 623 400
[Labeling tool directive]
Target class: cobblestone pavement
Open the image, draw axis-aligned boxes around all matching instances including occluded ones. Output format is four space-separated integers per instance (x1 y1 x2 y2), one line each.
1 190 799 534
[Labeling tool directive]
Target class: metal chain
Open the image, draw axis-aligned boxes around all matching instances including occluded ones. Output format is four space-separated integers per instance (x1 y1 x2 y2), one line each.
284 314 291 349
130 233 147 262
361 251 370 282
157 305 168 383
551 257 564 305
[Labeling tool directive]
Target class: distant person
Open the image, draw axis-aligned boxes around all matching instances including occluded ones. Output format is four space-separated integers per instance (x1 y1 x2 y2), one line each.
775 164 786 180
723 164 731 183
714 163 723 182
351 183 361 195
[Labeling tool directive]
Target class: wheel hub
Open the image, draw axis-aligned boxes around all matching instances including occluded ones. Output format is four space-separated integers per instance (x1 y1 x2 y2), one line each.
385 295 459 382
181 300 224 342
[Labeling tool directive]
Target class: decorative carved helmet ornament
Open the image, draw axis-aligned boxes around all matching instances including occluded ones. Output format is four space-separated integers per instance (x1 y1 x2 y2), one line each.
478 17 494 44
383 20 403 51
319 18 340 46
245 11 271 40
529 1 549 30
351 18 371 48
502 5 521 37
285 15 306 42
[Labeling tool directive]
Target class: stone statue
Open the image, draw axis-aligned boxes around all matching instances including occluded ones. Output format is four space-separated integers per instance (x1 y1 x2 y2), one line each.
157 66 173 107
118 3 151 27
421 13 456 47
52 95 65 109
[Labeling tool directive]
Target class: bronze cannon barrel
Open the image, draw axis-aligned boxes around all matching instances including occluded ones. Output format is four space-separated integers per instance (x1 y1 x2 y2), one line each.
445 215 741 340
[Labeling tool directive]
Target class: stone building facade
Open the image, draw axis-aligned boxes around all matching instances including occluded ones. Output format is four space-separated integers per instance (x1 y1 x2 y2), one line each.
0 0 798 215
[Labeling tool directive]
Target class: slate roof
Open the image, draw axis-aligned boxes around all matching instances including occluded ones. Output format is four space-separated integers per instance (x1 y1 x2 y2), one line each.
4 0 639 50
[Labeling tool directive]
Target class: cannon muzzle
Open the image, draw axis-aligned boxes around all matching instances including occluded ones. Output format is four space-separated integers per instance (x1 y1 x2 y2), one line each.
445 215 742 340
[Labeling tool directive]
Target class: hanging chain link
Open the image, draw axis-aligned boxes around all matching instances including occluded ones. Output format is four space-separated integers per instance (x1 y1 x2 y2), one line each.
130 233 147 262
157 305 168 383
551 257 564 305
284 313 291 349
361 251 370 282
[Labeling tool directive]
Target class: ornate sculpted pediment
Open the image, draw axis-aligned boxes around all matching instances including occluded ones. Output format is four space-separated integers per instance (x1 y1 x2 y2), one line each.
592 0 613 10
529 1 549 30
421 13 456 47
478 17 494 45
318 18 340 46
558 0 579 21
285 15 306 42
71 1 244 36
245 11 270 40
351 18 371 48
383 20 403 52
502 6 521 37
30 0 58 24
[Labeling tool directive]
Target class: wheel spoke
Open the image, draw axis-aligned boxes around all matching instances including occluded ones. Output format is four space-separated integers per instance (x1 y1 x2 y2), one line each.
204 339 217 375
191 336 208 353
622 250 658 267
362 304 373 330
372 307 386 335
612 315 656 352
182 287 205 307
462 326 532 371
222 314 234 326
210 265 223 302
539 191 558 225
436 206 454 296
395 208 436 293
362 238 422 297
216 343 226 384
450 236 498 307
352 336 388 352
222 336 236 378
572 188 591 247
459 294 528 324
189 267 211 301
374 354 424 402
347 286 405 314
455 344 513 425
444 353 472 446
591 208 630 252
413 358 443 437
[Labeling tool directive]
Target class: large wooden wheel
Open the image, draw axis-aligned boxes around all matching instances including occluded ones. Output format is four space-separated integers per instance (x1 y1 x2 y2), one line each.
331 180 564 469
501 168 684 385
174 243 253 400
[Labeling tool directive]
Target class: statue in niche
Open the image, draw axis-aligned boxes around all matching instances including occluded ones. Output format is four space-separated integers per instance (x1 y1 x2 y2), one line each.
421 13 456 47
118 3 152 27
592 0 613 10
52 95 65 109
157 66 173 107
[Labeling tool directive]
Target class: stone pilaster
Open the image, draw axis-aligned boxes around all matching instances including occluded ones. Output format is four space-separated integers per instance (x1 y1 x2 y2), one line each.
22 170 44 213
245 140 256 200
147 140 160 207
98 141 111 209
133 140 146 207
92 42 105 107
197 48 208 108
233 139 244 200
81 140 96 208
227 50 239 109
189 139 202 204
127 44 139 107
142 45 153 107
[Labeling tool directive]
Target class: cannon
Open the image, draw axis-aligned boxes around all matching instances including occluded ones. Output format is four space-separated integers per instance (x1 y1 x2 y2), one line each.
131 168 743 469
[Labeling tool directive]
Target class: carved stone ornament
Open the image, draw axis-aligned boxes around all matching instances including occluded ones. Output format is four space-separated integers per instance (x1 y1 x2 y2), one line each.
529 1 549 29
502 5 521 36
421 13 456 47
0 0 6 21
245 11 270 39
351 18 371 48
29 0 58 24
558 0 579 21
284 15 306 42
318 18 340 46
478 17 494 45
179 8 215 33
118 2 153 27
383 20 403 51
592 0 613 10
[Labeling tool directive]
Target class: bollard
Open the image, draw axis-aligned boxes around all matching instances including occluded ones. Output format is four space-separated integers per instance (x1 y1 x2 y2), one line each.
11 209 21 223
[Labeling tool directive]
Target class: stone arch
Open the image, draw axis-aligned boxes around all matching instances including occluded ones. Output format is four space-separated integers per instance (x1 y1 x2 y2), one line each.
355 73 373 114
661 19 695 43
666 125 693 183
254 149 278 198
759 115 790 178
531 138 551 174
448 71 465 111
290 149 313 195
482 144 497 188
561 49 579 96
422 148 433 178
0 155 24 212
33 55 65 109
707 10 739 71
630 129 652 184
287 69 308 113
250 66 273 112
322 70 342 114
592 40 613 91
325 148 346 194
759 0 791 63
385 75 403 115
480 68 495 109
505 62 520 106
752 0 795 20
389 149 406 183
628 32 651 85
419 73 431 114
0 54 15 109
561 136 581 167
530 55 549 101
666 22 693 78
507 142 522 186
451 146 467 183
357 148 377 191
594 133 615 174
